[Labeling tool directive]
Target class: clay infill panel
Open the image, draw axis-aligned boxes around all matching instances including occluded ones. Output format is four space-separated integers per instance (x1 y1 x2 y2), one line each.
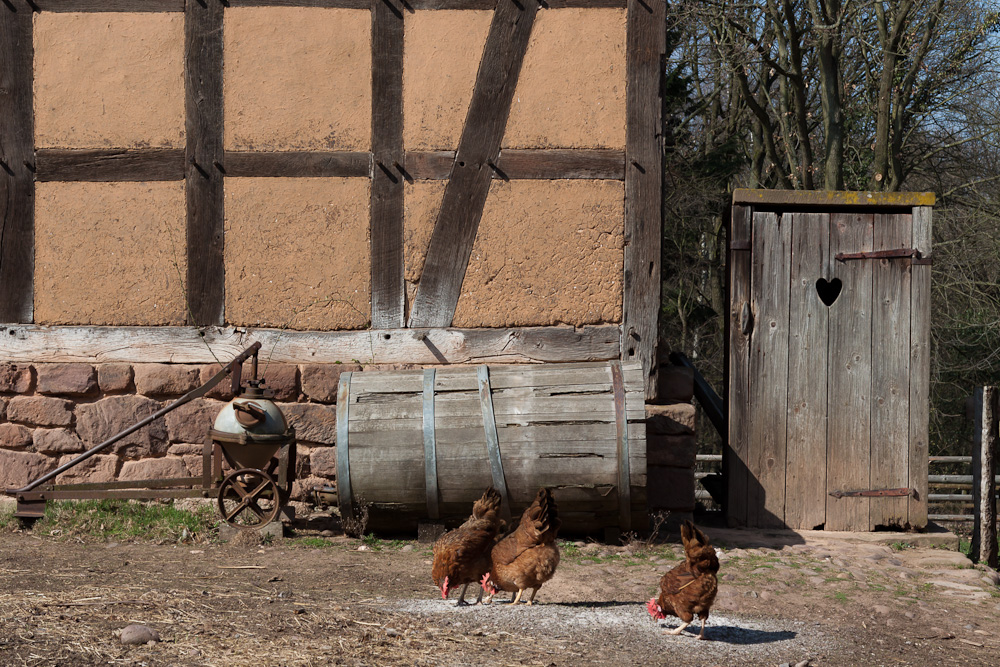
33 13 185 149
224 177 372 331
224 7 372 152
34 182 188 326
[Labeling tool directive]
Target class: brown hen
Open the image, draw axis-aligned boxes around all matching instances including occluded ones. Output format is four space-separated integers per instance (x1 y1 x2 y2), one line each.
482 487 560 605
647 520 720 639
431 487 503 605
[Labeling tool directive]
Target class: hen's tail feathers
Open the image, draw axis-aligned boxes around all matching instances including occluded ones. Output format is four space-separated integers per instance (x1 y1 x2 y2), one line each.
523 487 561 539
472 487 502 521
681 520 709 554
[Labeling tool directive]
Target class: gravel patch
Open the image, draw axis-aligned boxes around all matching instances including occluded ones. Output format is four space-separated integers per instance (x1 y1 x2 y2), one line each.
393 598 839 665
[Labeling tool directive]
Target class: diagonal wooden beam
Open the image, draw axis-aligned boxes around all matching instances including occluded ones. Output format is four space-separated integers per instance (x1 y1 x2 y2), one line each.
0 1 34 324
370 0 406 328
408 0 539 328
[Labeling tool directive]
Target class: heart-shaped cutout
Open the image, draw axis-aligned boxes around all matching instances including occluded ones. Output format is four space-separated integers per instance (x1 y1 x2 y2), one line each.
816 278 842 306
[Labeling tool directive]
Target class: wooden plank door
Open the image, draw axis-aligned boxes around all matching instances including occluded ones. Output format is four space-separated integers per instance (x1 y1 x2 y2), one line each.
784 212 831 530
747 211 791 528
870 212 912 529
826 212 875 531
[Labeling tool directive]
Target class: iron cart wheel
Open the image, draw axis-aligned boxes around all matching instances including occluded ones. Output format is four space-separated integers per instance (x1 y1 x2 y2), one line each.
217 468 282 528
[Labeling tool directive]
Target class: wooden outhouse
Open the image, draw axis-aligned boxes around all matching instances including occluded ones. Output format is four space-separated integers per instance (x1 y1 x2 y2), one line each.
726 190 933 531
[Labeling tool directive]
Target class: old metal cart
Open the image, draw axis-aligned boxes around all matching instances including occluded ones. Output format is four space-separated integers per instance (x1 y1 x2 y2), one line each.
5 342 296 529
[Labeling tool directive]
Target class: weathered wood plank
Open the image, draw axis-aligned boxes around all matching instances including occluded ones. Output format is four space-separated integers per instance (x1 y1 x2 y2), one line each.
35 0 183 10
869 212 911 529
826 212 874 531
224 152 371 178
185 0 225 326
227 0 370 7
783 212 830 530
0 3 33 323
971 387 998 568
908 205 932 529
406 0 627 7
0 324 621 364
403 149 626 181
622 0 666 400
733 188 936 209
496 149 625 180
726 204 752 527
407 0 539 328
747 210 790 528
349 361 643 392
35 149 185 182
370 0 406 329
348 395 640 420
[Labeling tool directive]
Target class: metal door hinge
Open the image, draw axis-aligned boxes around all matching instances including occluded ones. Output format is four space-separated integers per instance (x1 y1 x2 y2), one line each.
829 487 914 499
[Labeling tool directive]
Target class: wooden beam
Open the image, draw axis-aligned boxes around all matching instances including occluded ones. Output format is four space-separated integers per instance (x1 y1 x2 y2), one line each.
908 205 932 529
35 149 185 182
227 0 370 8
726 204 751 528
971 386 998 568
407 0 627 7
733 188 936 209
0 324 622 365
185 0 225 326
370 0 405 328
224 151 371 178
622 0 665 399
0 2 33 323
404 149 626 180
35 0 183 11
408 0 539 328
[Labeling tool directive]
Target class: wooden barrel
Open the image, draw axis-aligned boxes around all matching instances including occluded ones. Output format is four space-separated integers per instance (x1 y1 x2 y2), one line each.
335 361 646 534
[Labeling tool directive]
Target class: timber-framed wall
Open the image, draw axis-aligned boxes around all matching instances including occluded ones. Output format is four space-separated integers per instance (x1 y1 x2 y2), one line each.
1 0 665 398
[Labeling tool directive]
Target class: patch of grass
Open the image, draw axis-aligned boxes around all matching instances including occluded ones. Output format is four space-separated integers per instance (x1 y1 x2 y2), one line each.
890 541 914 552
559 541 582 558
832 591 850 602
290 536 335 549
30 499 218 543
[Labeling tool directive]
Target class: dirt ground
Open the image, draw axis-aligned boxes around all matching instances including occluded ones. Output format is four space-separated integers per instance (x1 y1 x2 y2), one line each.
1 505 999 667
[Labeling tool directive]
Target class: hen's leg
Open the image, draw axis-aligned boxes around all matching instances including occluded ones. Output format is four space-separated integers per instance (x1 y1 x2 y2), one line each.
474 586 485 605
525 587 539 605
455 583 470 606
665 621 691 635
698 613 709 640
511 589 524 604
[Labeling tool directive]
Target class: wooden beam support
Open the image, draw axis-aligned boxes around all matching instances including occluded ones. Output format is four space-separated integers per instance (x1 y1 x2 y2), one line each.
971 386 998 568
908 205 932 529
404 149 626 181
185 0 225 326
224 151 371 178
227 0 369 7
622 0 666 399
408 0 539 328
0 324 622 365
35 0 183 11
370 0 406 328
35 149 186 182
0 1 34 324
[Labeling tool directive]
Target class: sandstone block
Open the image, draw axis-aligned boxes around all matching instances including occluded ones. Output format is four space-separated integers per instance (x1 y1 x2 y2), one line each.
309 445 337 478
168 443 208 456
33 427 85 455
279 403 336 445
646 433 698 468
36 363 98 396
655 365 695 404
0 450 58 489
55 453 119 484
76 395 168 458
647 464 696 512
165 398 224 444
645 403 696 435
119 457 189 481
0 363 33 393
291 475 327 502
7 396 74 427
179 454 206 477
200 363 299 401
134 364 201 396
300 363 361 403
0 423 33 450
0 396 6 420
98 363 134 393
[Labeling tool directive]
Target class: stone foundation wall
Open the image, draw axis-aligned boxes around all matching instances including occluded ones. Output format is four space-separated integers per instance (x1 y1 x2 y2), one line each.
645 364 698 521
0 361 365 500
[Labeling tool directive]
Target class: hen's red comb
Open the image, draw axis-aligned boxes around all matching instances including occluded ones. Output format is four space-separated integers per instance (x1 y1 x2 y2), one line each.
646 597 665 620
440 575 449 599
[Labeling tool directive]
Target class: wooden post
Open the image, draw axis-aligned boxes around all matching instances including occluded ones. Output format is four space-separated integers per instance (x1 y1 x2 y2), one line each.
971 386 998 568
